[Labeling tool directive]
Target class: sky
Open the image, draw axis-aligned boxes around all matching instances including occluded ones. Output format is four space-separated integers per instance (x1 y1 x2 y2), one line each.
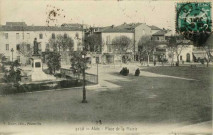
1 0 179 32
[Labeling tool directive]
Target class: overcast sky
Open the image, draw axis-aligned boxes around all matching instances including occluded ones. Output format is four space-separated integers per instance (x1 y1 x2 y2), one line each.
1 0 179 31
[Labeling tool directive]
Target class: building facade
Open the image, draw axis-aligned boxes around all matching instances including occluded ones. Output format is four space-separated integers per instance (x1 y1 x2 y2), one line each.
0 22 83 65
85 23 152 63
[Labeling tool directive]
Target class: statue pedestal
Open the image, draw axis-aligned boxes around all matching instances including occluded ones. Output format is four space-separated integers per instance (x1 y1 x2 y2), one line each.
31 56 56 81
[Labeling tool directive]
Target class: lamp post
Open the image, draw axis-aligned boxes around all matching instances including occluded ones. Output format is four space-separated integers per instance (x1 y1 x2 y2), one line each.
82 54 87 103
96 58 99 84
11 48 14 62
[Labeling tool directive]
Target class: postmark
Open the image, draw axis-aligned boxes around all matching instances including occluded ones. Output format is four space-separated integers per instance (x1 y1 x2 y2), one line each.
176 2 212 44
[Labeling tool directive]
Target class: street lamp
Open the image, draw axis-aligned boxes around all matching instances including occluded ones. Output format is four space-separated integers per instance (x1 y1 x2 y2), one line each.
96 58 99 84
11 48 14 62
82 54 87 103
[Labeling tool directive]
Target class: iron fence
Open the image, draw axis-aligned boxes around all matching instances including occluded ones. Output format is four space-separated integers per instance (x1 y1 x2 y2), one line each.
60 68 98 84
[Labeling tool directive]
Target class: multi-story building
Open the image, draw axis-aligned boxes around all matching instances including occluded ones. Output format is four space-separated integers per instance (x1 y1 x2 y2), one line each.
0 22 83 65
85 23 152 63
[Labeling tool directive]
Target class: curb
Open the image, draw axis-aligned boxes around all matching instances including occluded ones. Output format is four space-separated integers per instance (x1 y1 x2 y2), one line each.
0 83 100 96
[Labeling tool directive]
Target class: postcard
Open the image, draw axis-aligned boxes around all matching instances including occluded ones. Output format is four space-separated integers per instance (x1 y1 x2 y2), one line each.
0 0 212 134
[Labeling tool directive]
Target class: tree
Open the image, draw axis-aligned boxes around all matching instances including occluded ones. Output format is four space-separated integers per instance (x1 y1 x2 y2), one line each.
4 60 21 87
111 36 132 53
111 36 132 63
70 50 89 103
200 33 213 67
84 34 102 52
46 52 61 74
70 50 88 79
138 36 157 66
167 35 190 66
49 34 74 53
19 42 33 57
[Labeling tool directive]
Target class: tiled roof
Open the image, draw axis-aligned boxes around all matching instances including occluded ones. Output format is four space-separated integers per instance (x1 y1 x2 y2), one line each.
0 25 83 31
152 30 167 36
101 23 143 33
6 22 27 26
149 25 161 30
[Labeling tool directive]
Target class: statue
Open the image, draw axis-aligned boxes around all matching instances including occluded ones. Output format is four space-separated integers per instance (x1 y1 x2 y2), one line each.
33 38 40 55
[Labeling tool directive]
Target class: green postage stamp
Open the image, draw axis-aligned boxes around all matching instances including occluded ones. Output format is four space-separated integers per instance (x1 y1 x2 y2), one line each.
176 2 212 33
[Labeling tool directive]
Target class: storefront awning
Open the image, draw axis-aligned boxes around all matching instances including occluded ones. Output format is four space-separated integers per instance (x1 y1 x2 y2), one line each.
193 53 206 59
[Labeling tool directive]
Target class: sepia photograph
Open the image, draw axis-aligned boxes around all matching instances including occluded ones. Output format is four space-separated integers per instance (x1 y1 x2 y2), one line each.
0 0 212 134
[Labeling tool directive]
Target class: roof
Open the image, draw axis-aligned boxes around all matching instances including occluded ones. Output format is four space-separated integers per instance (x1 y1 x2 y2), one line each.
101 23 143 33
0 25 83 31
61 23 82 27
152 30 167 36
6 22 27 27
149 25 161 30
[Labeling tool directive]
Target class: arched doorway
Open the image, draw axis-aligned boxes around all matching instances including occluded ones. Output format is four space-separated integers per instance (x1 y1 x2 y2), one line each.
186 53 190 62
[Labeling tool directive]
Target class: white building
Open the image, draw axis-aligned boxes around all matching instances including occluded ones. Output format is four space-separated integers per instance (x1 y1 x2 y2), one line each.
0 22 83 64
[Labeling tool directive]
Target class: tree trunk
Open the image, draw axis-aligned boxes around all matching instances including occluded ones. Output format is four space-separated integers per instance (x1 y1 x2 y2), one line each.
176 55 179 66
171 55 174 67
147 53 150 66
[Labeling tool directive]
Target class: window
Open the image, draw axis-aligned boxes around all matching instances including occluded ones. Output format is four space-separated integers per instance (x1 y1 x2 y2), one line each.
5 33 8 39
64 33 67 38
27 33 30 39
27 44 30 51
6 44 9 50
39 34 43 39
35 62 41 68
108 45 112 52
106 35 111 44
16 33 20 39
16 44 20 51
52 33 55 39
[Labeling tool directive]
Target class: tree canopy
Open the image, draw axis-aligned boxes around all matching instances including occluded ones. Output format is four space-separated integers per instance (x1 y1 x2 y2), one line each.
70 50 88 76
138 36 157 54
84 34 102 52
111 36 132 53
46 52 61 74
49 34 74 52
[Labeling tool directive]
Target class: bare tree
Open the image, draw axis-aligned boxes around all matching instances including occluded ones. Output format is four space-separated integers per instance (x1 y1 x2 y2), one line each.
138 36 157 66
167 35 190 66
200 34 213 67
19 42 33 58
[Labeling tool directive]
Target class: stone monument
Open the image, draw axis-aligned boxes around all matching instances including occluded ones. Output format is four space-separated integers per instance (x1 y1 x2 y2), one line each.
31 38 56 81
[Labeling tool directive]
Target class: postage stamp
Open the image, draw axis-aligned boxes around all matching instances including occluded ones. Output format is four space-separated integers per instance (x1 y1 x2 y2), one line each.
176 2 212 44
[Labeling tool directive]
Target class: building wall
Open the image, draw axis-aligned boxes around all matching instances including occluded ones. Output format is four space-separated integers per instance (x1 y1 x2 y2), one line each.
101 32 134 54
151 29 161 35
152 35 165 42
134 23 152 53
0 30 82 63
166 45 194 63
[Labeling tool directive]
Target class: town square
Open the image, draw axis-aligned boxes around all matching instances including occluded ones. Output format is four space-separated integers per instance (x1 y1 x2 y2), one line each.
0 0 212 134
